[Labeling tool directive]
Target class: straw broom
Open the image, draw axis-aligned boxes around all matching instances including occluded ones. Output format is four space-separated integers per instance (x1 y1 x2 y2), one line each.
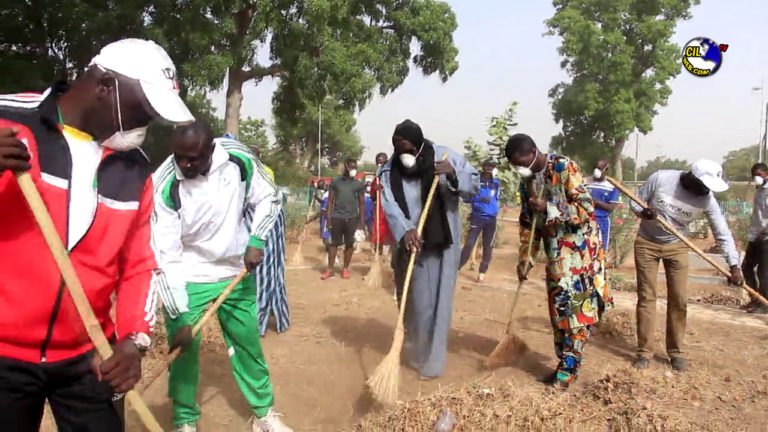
14 172 162 432
290 196 315 266
364 181 383 288
486 182 545 368
366 154 447 405
607 177 768 308
140 269 248 393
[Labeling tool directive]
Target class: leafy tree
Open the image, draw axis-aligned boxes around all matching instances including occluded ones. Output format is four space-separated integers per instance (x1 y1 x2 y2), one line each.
462 102 520 206
142 92 225 169
148 0 459 136
723 145 759 181
238 117 270 153
622 156 637 182
0 0 150 93
546 0 699 181
637 156 689 181
273 97 363 171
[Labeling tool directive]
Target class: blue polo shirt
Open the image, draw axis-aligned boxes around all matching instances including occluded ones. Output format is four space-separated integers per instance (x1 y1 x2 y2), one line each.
465 178 501 219
586 177 620 219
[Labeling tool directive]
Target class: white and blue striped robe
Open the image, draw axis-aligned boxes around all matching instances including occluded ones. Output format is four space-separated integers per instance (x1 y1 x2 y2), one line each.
247 197 290 335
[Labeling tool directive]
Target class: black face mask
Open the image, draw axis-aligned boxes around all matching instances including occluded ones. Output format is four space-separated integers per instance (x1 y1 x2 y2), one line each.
681 172 710 196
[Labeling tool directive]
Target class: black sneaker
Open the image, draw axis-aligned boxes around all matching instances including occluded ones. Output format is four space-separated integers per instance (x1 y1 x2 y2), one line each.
633 356 650 370
670 357 688 372
748 304 768 315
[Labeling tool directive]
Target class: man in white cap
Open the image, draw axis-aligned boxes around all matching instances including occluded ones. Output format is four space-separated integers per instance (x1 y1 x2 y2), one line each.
631 159 743 372
0 39 192 430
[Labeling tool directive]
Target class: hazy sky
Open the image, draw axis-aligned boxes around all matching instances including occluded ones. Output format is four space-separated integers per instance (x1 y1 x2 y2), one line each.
218 0 768 166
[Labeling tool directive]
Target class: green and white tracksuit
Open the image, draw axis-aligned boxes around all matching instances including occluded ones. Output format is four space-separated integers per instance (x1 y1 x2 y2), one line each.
151 138 281 426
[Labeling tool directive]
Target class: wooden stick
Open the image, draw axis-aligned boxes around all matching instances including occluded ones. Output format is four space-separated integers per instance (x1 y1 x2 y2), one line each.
607 176 768 308
14 172 162 432
140 269 248 393
504 182 544 334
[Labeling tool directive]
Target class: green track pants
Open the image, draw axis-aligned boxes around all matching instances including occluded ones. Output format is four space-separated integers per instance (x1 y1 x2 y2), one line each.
165 273 274 426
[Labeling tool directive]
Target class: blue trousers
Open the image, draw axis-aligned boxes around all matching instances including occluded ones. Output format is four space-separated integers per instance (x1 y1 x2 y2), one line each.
459 216 497 273
596 217 611 252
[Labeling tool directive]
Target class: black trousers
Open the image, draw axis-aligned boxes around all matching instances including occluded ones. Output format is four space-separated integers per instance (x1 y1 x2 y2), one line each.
0 351 123 432
743 240 768 300
459 216 497 273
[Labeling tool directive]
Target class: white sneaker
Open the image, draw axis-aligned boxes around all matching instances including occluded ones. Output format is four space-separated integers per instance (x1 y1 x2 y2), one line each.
173 424 197 432
252 409 293 432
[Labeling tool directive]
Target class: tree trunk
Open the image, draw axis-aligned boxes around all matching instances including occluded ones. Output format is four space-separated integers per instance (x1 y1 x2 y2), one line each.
225 68 247 136
611 138 625 182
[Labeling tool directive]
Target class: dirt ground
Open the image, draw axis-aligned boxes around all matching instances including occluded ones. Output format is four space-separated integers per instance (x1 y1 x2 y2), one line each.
44 218 768 431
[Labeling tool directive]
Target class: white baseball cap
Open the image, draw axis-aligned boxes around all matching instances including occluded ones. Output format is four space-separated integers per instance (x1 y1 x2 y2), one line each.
89 39 194 124
691 159 729 193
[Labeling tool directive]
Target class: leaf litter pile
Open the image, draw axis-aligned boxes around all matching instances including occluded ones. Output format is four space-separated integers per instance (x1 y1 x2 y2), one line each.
357 366 768 431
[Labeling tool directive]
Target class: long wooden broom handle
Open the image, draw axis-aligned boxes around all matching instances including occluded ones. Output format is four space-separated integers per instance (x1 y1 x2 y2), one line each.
299 192 315 240
606 176 768 308
504 181 545 334
166 268 248 362
374 179 381 259
396 154 449 324
140 268 249 393
14 172 162 432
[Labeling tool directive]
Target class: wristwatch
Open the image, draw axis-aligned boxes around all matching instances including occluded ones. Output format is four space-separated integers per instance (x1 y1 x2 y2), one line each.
128 332 151 354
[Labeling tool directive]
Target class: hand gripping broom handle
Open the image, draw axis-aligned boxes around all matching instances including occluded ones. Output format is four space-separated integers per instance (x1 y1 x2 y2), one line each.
396 154 449 325
606 176 768 308
504 182 545 334
166 268 248 362
139 268 247 394
14 172 162 432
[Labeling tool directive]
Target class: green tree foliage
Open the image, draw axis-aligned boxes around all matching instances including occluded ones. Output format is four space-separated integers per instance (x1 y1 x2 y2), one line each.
142 92 225 169
637 156 689 181
723 145 759 181
273 97 362 172
238 118 270 152
148 0 459 136
546 0 699 181
462 102 520 205
0 0 150 93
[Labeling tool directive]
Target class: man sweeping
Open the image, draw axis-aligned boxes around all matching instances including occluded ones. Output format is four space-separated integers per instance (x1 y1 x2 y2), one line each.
459 159 502 282
631 160 743 372
0 39 192 430
505 133 612 390
379 119 479 379
152 121 291 432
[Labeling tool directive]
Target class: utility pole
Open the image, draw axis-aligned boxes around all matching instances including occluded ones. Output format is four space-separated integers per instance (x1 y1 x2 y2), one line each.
753 81 764 162
318 104 322 177
634 132 639 183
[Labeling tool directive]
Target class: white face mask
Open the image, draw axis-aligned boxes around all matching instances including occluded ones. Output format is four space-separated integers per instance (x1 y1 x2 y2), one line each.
492 168 499 177
399 142 424 169
347 169 357 177
754 175 765 187
593 168 603 179
515 149 539 178
101 78 148 151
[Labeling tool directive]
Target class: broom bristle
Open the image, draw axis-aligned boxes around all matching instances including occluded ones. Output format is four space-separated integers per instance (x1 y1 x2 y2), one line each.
485 334 529 369
364 259 382 288
366 327 405 405
289 243 305 266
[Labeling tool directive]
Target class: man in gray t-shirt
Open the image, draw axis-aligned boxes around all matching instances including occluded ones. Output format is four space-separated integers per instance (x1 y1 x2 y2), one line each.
321 159 366 280
631 159 743 372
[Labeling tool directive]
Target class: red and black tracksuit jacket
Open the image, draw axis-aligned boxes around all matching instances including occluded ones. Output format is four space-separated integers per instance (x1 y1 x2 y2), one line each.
0 83 158 364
